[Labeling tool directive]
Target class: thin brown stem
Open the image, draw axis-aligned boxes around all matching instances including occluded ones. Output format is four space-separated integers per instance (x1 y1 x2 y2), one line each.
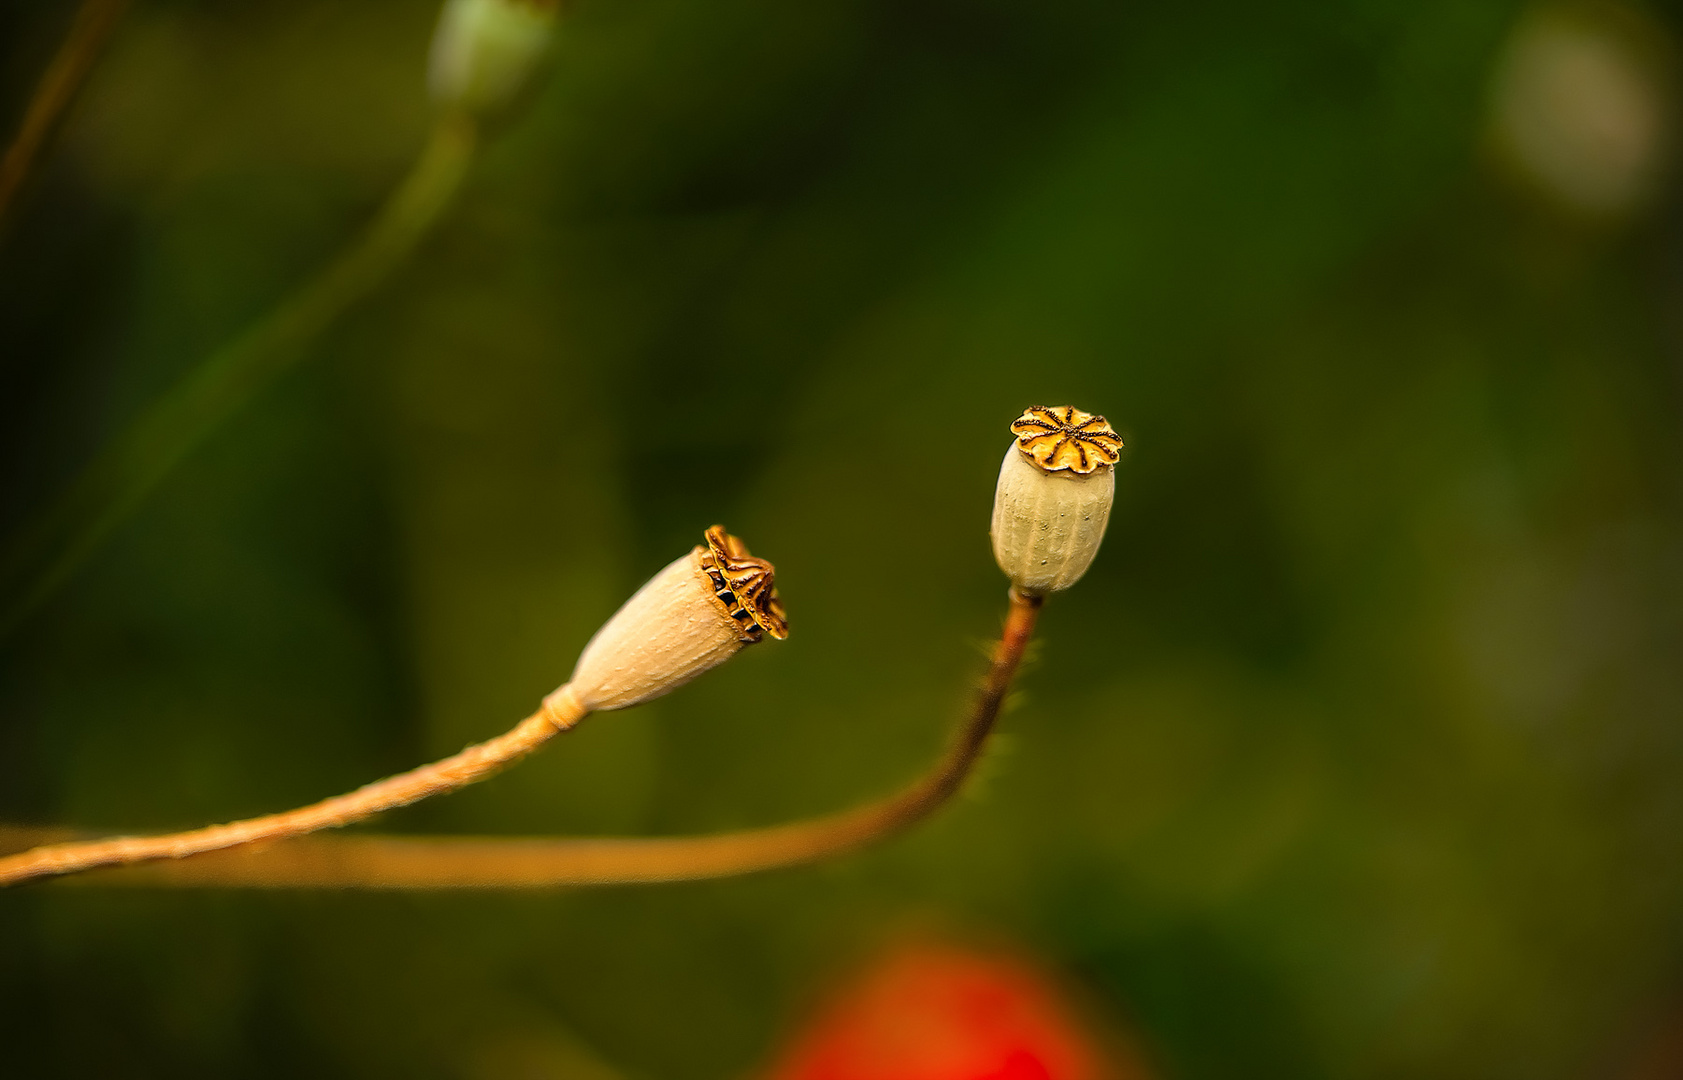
0 0 130 226
7 590 1042 889
0 687 588 887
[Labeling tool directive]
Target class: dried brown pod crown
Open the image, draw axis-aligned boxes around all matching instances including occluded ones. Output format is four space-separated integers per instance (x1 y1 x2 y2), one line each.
1010 405 1124 474
563 524 787 712
991 405 1121 594
698 525 789 641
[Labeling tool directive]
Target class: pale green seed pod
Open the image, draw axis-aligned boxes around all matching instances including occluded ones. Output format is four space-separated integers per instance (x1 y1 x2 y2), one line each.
990 405 1122 595
560 525 788 712
428 0 559 116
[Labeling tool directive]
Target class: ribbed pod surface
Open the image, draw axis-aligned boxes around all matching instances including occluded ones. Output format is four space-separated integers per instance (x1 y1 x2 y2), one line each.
990 445 1114 594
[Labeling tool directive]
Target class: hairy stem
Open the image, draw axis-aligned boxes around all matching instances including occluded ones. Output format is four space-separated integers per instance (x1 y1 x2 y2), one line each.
0 114 477 640
0 0 130 227
1 590 1042 889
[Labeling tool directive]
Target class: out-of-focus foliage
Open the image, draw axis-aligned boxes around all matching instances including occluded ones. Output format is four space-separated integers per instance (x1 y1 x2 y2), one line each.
3 0 1683 1077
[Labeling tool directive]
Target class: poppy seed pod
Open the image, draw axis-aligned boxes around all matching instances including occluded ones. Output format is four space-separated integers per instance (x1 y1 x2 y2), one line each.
990 406 1122 595
428 0 558 115
561 525 789 713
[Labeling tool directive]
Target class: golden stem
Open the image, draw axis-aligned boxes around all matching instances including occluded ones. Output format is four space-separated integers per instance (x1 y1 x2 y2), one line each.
0 0 130 226
2 591 1042 889
0 687 586 887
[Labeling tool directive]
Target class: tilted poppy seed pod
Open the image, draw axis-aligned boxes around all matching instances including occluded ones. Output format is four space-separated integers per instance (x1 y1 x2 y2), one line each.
558 525 789 713
990 406 1122 595
428 0 559 115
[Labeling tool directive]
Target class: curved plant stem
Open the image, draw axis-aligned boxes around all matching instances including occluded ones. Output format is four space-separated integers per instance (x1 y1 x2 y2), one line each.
0 590 1042 889
0 113 478 641
0 0 130 227
0 687 585 887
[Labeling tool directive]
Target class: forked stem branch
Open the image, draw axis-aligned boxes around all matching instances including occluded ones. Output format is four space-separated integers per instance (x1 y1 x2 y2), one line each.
0 590 1042 889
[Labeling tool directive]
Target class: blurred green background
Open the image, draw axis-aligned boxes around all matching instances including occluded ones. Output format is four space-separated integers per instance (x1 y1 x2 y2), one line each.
4 0 1683 1076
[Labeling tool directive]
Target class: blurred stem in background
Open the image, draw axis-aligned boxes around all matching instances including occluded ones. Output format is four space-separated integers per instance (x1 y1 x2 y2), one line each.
0 590 1043 889
0 113 477 641
0 0 563 642
0 0 130 228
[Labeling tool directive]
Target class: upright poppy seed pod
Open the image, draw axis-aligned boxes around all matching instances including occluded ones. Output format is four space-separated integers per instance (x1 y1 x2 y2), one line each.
557 525 789 714
428 0 559 116
990 406 1122 595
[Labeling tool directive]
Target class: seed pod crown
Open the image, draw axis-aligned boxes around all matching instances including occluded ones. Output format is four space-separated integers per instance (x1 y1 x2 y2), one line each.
1010 406 1124 474
699 525 789 641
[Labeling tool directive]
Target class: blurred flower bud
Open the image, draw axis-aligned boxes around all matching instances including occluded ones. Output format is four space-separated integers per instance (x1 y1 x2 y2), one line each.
1488 3 1673 220
428 0 559 116
562 525 788 713
990 406 1121 596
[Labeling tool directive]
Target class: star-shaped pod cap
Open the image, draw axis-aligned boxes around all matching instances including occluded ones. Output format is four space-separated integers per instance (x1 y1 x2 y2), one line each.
1011 406 1123 475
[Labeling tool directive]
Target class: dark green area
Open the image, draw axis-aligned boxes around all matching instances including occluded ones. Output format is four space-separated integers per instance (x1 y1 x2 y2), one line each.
4 0 1683 1077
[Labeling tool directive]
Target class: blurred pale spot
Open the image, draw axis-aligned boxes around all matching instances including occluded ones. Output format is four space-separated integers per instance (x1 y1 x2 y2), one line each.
1488 5 1672 218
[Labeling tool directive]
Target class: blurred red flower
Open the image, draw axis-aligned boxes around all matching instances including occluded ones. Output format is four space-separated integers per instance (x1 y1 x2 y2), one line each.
764 943 1147 1080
